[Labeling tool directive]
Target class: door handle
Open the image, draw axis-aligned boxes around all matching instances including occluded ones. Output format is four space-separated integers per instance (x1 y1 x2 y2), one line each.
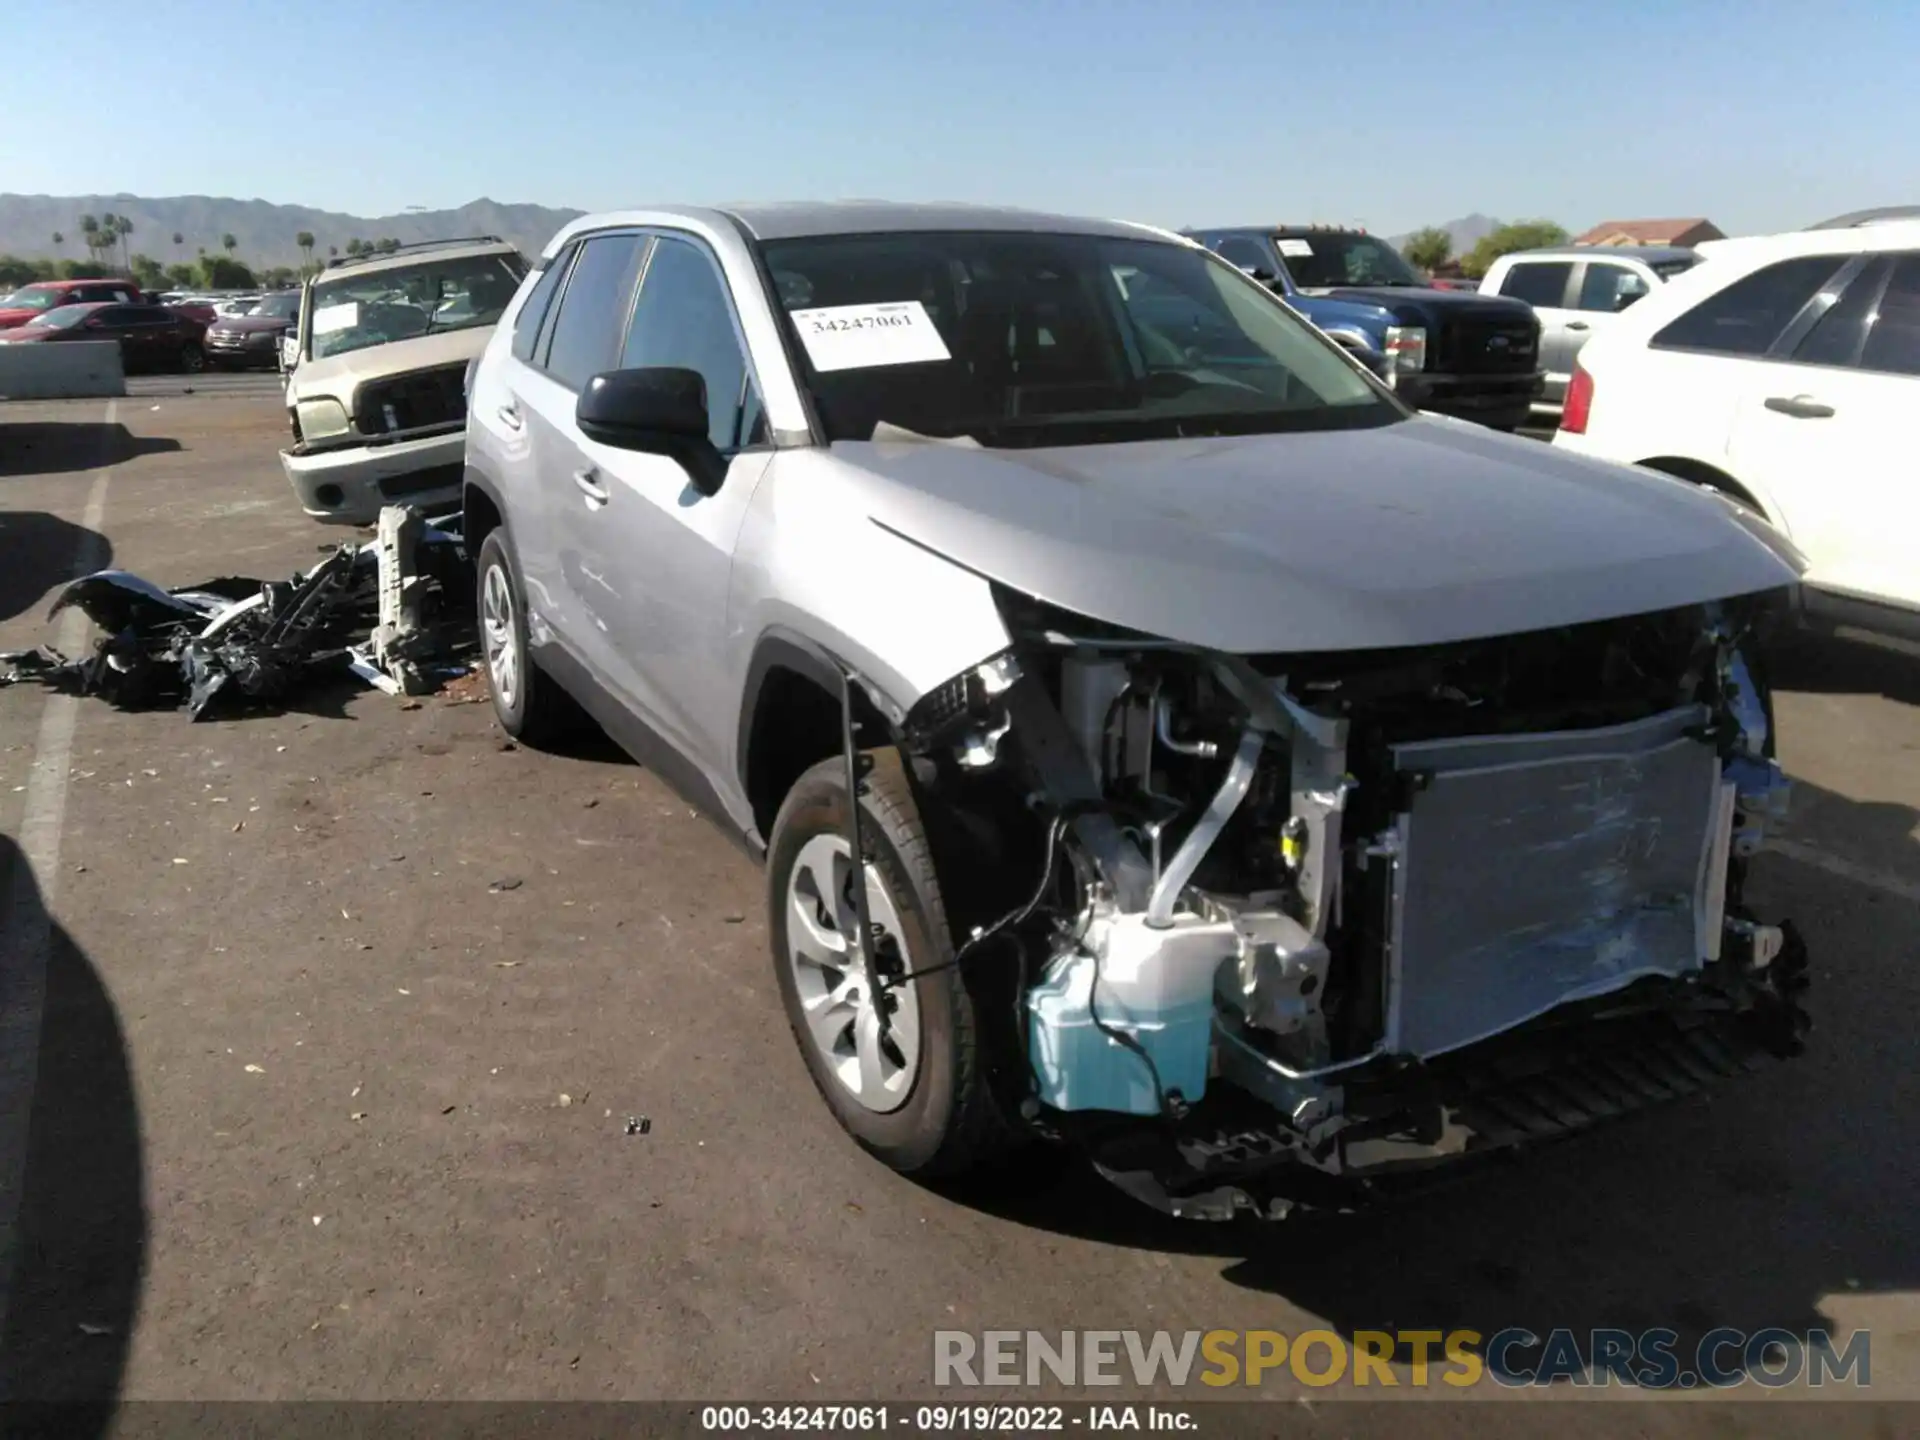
1565 320 1590 331
496 403 524 431
574 467 611 506
1763 394 1835 419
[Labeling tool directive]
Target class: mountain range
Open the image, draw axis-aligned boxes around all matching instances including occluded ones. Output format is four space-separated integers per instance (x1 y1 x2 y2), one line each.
0 193 1509 270
0 194 584 269
1385 213 1501 254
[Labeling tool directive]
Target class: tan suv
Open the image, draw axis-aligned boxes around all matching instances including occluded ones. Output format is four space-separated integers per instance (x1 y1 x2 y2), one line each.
281 237 528 524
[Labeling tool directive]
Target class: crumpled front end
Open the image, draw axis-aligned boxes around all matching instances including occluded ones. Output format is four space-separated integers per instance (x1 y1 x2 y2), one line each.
895 583 1806 1219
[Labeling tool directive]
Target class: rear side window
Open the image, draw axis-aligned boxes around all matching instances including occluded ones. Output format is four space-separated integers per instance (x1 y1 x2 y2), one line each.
511 251 571 363
1791 258 1886 370
541 233 644 390
1859 253 1920 376
1214 237 1274 275
1651 255 1845 357
1496 262 1571 307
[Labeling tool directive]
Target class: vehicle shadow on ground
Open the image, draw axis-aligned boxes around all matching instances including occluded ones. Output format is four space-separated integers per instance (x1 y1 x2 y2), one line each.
0 833 146 1416
0 512 111 625
943 774 1918 1380
1771 629 1920 707
0 423 181 480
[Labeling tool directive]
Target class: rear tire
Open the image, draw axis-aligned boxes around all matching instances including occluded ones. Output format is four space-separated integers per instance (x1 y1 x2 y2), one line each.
179 342 206 374
475 528 578 746
768 751 1021 1177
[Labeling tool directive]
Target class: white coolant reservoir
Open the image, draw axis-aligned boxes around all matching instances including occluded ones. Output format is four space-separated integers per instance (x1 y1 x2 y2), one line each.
1026 912 1232 1115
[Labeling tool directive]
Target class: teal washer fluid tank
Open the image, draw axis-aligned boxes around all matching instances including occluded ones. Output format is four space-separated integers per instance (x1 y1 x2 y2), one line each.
1025 912 1226 1115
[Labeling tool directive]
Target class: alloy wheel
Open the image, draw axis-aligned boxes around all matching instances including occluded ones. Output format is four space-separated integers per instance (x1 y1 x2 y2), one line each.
785 832 922 1113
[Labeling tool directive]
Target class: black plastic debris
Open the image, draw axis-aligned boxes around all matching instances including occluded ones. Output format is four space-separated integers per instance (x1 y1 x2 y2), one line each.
1 507 474 721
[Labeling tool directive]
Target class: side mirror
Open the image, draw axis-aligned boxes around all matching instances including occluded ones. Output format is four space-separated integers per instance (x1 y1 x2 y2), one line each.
1615 290 1644 312
576 367 725 495
1248 267 1278 283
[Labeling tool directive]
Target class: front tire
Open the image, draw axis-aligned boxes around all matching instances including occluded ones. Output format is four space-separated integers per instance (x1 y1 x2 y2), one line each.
179 342 206 374
475 529 578 745
768 751 1019 1177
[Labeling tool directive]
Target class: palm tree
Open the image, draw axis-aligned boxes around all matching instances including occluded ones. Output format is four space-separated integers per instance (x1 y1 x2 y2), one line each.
295 230 316 274
221 232 238 259
51 231 64 256
327 244 338 260
114 215 135 272
344 238 365 258
78 214 101 264
172 231 185 254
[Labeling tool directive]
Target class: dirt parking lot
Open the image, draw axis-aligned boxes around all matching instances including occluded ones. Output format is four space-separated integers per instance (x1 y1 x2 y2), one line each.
2 391 1917 1429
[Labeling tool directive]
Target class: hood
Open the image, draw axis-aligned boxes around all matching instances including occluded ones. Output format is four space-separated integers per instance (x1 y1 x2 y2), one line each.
211 314 290 335
0 309 41 329
0 326 54 343
830 418 1803 654
288 326 494 402
1303 286 1533 322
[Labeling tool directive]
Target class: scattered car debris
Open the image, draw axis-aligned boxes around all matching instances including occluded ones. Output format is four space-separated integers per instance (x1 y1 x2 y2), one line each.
0 505 475 720
624 1116 650 1136
488 877 523 893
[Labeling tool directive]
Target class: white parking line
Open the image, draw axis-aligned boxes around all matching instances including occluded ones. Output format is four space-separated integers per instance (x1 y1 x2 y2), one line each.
0 397 116 1336
1764 836 1920 906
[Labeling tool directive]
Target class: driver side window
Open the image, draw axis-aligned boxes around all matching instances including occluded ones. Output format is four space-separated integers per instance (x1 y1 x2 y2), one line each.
620 236 763 452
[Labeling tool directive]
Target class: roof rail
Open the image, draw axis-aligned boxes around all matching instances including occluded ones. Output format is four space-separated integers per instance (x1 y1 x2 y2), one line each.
322 235 510 270
1805 206 1920 230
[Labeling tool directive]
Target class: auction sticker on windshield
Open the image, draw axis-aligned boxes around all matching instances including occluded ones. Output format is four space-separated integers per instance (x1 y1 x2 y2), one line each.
312 302 359 336
790 300 951 372
1277 239 1314 257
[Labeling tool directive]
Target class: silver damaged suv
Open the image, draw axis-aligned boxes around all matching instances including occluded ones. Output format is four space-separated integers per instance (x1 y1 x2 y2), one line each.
464 203 1810 1218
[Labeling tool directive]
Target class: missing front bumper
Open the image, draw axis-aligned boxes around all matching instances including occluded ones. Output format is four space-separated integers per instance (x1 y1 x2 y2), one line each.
1070 923 1808 1221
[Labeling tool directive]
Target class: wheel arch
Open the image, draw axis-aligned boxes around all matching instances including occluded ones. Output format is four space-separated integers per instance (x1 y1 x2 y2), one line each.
1635 456 1775 523
738 630 893 842
462 464 505 552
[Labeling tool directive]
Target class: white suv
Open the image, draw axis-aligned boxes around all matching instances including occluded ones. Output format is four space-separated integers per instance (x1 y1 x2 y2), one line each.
1553 221 1920 638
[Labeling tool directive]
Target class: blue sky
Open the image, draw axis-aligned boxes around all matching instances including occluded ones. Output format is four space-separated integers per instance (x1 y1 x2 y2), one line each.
4 0 1910 235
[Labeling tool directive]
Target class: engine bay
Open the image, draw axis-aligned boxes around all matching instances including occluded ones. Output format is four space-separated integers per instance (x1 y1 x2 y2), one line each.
895 585 1808 1217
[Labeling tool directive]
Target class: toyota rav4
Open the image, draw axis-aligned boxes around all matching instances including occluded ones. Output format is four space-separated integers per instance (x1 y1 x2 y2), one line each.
463 202 1808 1219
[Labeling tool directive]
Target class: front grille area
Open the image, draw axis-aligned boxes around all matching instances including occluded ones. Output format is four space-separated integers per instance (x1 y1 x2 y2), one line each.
1437 315 1539 375
354 364 467 434
1385 706 1725 1059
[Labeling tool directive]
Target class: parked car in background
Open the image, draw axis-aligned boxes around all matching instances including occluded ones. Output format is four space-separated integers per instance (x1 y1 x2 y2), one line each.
281 236 528 523
0 277 145 329
1553 220 1920 639
1481 245 1703 415
1186 224 1543 429
462 201 1807 1217
165 298 218 327
205 289 301 369
0 300 207 371
213 294 263 318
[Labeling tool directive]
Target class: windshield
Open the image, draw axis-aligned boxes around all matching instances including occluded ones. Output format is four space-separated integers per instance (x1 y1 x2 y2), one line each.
761 232 1398 448
251 292 301 320
306 253 527 359
1 286 60 312
1275 232 1425 289
1652 257 1701 280
30 305 94 330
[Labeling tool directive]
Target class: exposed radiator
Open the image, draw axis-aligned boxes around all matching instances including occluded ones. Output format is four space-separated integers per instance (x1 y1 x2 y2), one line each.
1384 705 1730 1058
